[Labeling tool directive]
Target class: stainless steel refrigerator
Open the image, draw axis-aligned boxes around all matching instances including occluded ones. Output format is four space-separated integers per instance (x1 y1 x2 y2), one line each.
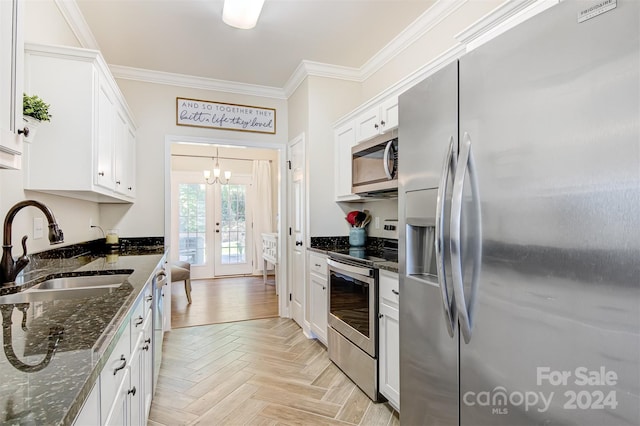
398 1 639 425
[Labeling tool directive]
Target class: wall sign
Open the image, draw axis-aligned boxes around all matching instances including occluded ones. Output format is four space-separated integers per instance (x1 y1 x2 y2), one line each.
176 97 276 134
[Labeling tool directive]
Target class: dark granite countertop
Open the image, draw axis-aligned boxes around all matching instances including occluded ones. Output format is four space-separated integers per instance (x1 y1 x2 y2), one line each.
308 237 399 274
0 238 166 425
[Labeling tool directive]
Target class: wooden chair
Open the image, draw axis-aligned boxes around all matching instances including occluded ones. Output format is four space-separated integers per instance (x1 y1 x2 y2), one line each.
171 260 192 304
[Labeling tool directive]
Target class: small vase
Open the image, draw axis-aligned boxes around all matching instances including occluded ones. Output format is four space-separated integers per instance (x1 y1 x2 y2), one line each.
22 116 42 143
349 227 366 247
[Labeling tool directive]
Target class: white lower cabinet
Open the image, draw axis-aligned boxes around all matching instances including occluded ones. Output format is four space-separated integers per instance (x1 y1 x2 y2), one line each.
73 381 100 425
378 269 400 411
74 280 153 426
308 252 328 345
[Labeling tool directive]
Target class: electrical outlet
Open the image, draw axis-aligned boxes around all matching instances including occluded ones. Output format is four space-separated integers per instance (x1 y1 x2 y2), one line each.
375 217 380 229
33 217 44 240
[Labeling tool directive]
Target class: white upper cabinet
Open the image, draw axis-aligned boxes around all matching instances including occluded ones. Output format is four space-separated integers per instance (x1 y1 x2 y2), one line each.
334 120 362 202
354 95 398 144
0 0 24 169
23 43 136 203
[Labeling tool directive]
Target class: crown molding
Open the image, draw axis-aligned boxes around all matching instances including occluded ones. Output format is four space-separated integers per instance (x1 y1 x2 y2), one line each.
53 0 100 49
109 65 287 99
455 0 556 46
360 0 468 82
56 0 548 101
283 60 361 98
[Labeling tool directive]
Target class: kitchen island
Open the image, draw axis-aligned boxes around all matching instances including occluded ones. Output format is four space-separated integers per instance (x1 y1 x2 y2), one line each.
0 239 166 425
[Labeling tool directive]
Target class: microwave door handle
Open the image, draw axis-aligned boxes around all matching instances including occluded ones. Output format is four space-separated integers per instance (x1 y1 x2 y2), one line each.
383 140 394 180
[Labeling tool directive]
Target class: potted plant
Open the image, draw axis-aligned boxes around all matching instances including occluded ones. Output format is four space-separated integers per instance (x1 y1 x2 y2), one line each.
22 93 52 142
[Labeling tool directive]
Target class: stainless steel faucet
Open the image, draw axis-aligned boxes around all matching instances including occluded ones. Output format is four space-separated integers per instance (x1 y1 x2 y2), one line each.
1 200 64 286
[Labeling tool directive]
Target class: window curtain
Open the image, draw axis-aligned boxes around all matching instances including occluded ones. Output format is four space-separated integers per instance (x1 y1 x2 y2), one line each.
251 160 273 274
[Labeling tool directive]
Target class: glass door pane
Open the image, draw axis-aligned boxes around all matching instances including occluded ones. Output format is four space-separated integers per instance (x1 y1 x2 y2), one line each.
178 183 206 265
215 177 253 275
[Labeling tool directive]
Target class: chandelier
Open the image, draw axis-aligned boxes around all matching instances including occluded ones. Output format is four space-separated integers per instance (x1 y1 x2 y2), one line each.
203 148 231 185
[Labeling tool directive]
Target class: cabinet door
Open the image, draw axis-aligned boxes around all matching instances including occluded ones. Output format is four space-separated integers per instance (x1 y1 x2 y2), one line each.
113 109 128 195
379 270 400 410
96 79 115 190
379 96 399 134
103 367 130 426
309 272 328 344
142 312 153 420
114 111 136 197
125 125 136 197
354 106 380 143
334 121 361 201
0 0 23 169
129 335 143 426
73 382 100 426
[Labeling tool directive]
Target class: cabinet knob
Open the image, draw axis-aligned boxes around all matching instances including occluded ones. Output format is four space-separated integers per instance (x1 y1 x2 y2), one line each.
374 123 379 129
128 386 137 396
322 286 326 290
391 289 399 296
116 180 121 185
144 338 151 344
145 295 153 302
378 313 384 319
18 127 30 137
128 186 133 191
98 172 105 177
142 344 150 351
295 241 303 246
135 315 143 326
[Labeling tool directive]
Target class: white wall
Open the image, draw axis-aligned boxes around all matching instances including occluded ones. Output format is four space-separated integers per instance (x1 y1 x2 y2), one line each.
100 79 288 238
361 0 504 101
306 76 361 238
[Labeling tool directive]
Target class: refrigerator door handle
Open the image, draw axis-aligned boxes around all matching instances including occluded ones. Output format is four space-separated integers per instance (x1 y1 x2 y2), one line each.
450 132 482 344
435 136 457 338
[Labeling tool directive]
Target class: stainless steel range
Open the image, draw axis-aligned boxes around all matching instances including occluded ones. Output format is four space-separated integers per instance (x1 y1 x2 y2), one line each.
327 240 397 402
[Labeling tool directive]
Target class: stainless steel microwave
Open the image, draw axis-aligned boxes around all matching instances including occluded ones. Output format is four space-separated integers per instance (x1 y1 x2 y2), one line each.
352 134 398 197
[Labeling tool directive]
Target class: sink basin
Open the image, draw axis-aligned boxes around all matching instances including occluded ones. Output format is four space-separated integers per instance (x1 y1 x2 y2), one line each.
29 274 130 291
0 286 116 305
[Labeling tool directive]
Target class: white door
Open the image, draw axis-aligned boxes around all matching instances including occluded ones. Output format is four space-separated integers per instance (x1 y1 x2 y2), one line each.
171 171 254 278
214 175 253 276
288 134 305 327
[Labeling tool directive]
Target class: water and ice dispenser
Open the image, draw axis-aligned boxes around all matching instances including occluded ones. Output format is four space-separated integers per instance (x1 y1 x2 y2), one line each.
405 188 439 281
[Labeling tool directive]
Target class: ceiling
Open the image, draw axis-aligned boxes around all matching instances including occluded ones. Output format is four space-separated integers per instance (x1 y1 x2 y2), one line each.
74 0 437 90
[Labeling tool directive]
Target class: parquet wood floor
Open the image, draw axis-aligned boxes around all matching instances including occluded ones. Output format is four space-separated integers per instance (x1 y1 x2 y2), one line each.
171 276 279 328
148 318 399 426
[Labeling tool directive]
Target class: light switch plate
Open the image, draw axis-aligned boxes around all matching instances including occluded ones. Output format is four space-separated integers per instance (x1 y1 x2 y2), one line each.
33 217 44 240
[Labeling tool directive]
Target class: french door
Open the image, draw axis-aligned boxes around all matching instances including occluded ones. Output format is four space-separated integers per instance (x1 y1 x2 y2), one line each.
172 171 253 279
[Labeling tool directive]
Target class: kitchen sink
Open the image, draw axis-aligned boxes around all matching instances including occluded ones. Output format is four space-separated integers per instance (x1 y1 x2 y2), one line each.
0 273 131 305
29 274 130 291
0 286 116 305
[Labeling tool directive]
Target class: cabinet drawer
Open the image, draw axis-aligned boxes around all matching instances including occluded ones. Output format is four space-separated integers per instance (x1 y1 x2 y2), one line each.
379 270 399 307
100 325 131 417
309 252 328 276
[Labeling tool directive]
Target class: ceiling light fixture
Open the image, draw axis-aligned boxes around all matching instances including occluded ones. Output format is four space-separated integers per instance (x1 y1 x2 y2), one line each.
222 0 265 29
204 148 231 185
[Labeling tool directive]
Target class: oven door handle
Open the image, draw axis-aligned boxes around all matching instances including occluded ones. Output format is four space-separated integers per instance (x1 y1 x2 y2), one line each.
327 259 373 278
